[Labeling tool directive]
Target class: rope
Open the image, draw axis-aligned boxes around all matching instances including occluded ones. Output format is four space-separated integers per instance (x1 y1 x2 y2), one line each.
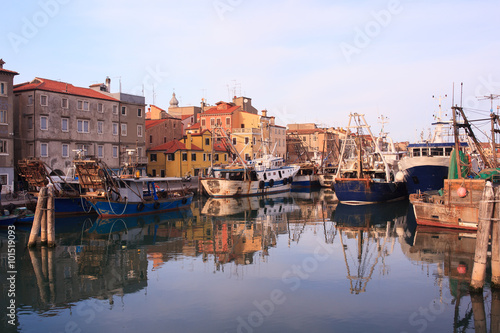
105 190 128 216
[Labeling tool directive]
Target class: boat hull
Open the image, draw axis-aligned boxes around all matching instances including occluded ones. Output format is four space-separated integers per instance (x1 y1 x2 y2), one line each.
409 178 486 230
333 178 407 204
54 197 93 216
398 156 449 194
292 174 320 188
200 178 292 197
87 193 194 218
318 174 336 188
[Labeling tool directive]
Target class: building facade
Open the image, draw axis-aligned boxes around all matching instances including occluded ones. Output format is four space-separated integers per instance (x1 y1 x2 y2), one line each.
0 60 19 192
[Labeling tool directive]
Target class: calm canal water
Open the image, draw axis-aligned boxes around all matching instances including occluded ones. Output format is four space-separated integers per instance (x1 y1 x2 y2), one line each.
0 189 496 333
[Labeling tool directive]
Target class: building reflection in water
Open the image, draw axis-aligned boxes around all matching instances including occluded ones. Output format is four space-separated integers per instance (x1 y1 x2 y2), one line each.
1 188 497 332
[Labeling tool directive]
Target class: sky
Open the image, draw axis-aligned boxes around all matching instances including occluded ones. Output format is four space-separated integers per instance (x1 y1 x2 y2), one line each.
2 0 500 142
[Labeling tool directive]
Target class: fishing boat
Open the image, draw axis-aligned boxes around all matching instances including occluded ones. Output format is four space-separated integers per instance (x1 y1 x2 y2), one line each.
398 96 470 194
332 113 407 204
73 158 193 218
17 158 93 216
318 165 337 188
409 105 499 230
200 126 300 197
291 162 320 188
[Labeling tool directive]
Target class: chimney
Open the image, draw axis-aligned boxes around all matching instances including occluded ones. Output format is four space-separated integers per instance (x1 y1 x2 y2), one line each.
105 76 111 92
261 109 268 117
0 59 4 69
186 133 192 150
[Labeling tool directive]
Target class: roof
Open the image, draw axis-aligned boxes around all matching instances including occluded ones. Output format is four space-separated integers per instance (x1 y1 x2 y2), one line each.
213 143 228 152
287 128 326 135
0 68 19 75
201 102 240 116
181 114 193 120
149 140 202 153
145 117 181 130
13 78 118 101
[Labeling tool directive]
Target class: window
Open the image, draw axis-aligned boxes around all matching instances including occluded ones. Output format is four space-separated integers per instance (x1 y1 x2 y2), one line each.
203 153 206 162
167 154 175 161
182 153 188 161
224 154 227 161
137 108 142 117
137 147 143 158
151 169 157 177
113 123 118 135
77 120 89 133
0 175 6 185
112 146 118 158
113 105 118 114
28 95 33 105
121 106 127 115
41 143 48 157
61 118 69 132
76 144 88 156
97 145 103 158
62 144 69 158
0 82 5 95
191 153 196 161
62 98 68 109
77 100 89 111
97 121 103 134
163 137 167 143
216 118 222 126
214 154 219 161
205 138 210 146
98 103 103 113
40 116 48 130
201 119 206 127
150 153 157 162
121 123 127 136
40 95 48 106
210 118 215 127
0 110 6 124
27 116 33 129
0 140 6 154
226 117 231 126
245 137 249 144
137 125 143 137
149 135 153 144
253 137 256 145
232 138 237 145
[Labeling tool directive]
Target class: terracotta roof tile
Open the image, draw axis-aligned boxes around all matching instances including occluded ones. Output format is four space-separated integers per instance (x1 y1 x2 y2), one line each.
14 77 118 101
0 68 19 75
149 140 202 153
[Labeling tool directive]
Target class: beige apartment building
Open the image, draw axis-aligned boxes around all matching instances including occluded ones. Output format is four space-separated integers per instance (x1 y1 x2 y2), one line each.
13 77 146 174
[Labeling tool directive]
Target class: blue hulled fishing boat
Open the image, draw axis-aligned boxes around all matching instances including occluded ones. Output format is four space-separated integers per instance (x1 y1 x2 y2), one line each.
333 113 407 204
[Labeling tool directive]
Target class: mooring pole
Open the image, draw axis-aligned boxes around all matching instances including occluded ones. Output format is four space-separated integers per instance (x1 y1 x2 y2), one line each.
471 292 487 333
28 187 48 248
492 289 500 333
47 186 55 247
470 182 494 291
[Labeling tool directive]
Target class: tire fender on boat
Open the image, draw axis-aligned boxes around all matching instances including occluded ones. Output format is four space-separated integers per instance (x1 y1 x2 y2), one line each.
259 180 265 189
288 176 293 184
153 201 160 209
137 202 145 211
283 178 288 185
182 197 188 205
269 179 274 187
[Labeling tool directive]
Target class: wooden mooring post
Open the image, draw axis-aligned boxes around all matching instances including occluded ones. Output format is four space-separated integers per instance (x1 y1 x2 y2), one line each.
470 182 500 291
27 186 55 248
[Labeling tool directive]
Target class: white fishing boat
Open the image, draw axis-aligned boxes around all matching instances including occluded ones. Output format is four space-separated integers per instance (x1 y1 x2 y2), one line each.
200 126 300 197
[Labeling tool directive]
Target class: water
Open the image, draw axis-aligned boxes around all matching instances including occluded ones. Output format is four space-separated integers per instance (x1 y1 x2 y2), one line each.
0 189 496 333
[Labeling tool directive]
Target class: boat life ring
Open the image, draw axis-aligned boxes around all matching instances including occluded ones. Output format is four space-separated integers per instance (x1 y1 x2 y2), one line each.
182 197 188 205
137 202 145 211
269 179 274 187
259 180 265 189
153 201 160 209
283 178 288 185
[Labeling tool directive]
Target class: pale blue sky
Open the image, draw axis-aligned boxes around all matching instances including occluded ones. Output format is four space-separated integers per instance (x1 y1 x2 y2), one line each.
2 0 499 141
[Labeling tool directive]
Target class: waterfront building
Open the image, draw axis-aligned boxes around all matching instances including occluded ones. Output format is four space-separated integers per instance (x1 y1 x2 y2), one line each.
0 59 19 192
147 131 227 177
145 106 183 150
14 77 118 174
286 123 340 164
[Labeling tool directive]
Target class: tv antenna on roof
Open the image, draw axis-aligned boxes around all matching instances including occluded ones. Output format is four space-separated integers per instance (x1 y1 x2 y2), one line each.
477 94 500 113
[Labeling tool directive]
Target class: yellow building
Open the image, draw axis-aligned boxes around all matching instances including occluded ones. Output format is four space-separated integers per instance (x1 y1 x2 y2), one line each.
147 131 228 177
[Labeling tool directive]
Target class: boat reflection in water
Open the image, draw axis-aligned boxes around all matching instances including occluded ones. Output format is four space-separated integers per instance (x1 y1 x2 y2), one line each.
332 200 409 294
402 225 497 332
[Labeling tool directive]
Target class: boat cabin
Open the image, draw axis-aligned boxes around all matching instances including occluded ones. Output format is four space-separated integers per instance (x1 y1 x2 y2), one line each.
407 142 467 157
